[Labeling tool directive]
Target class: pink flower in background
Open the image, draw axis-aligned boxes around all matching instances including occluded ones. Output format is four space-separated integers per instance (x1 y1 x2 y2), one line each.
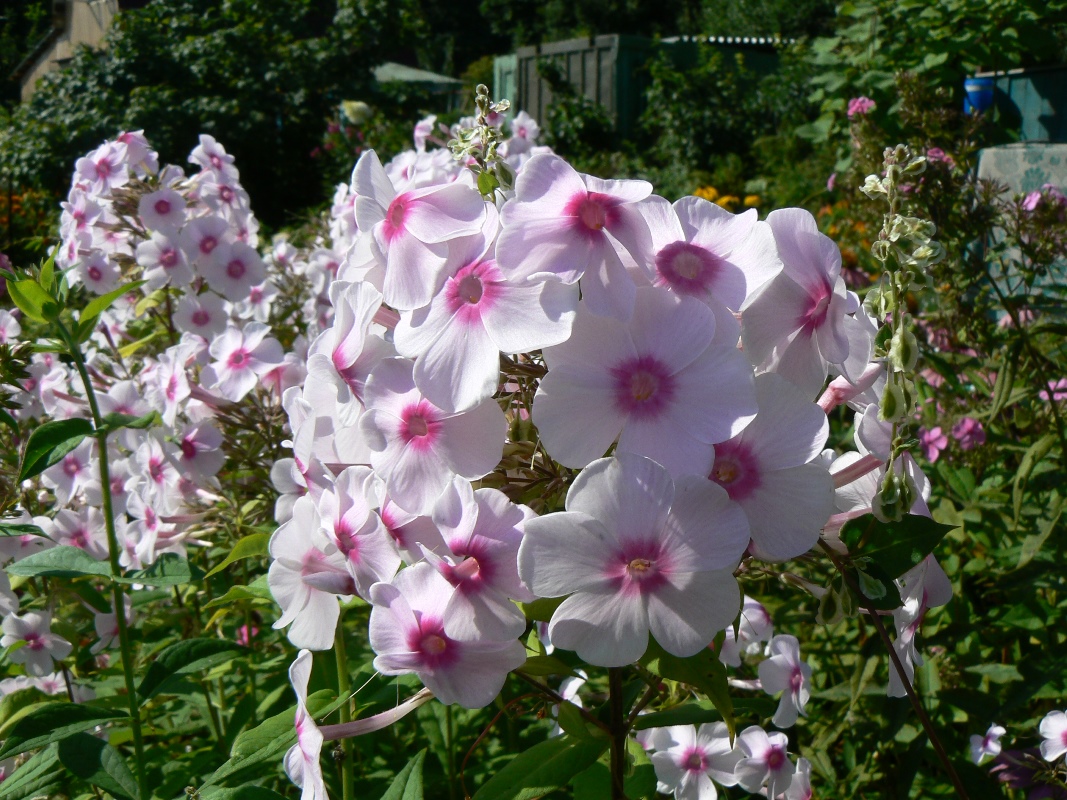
926 148 956 168
649 722 742 800
283 650 328 800
758 634 812 728
1040 378 1067 402
826 173 836 191
735 726 795 797
971 723 1007 765
919 426 948 462
1039 710 1067 762
847 96 876 117
951 417 986 450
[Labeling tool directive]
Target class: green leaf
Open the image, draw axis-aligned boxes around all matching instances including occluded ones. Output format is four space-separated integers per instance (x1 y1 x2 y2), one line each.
0 691 48 740
6 279 58 323
99 411 161 434
116 552 195 586
641 639 735 738
632 700 721 730
473 735 608 800
1018 495 1064 568
205 533 270 578
18 418 95 481
118 331 162 359
520 596 565 622
0 702 127 760
0 522 49 539
57 733 139 800
965 663 1023 684
0 743 64 799
0 408 17 432
38 248 56 293
571 739 656 800
518 655 578 677
850 562 903 611
138 638 244 702
5 545 109 579
1013 434 1057 526
380 749 426 800
839 514 956 579
203 579 273 609
200 789 290 800
79 281 146 328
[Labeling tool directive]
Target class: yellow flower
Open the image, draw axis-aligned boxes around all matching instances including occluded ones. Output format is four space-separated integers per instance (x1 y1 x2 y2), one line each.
694 186 720 202
716 195 740 210
743 195 760 207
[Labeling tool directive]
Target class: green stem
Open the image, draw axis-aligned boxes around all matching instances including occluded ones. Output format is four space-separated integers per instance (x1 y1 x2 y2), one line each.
201 681 223 742
608 668 626 800
56 321 149 800
821 541 970 799
334 623 355 800
445 704 457 800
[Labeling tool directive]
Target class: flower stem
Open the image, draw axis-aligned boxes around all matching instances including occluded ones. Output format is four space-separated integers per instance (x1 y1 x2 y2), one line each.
55 321 149 800
608 667 626 800
820 541 970 799
334 623 355 800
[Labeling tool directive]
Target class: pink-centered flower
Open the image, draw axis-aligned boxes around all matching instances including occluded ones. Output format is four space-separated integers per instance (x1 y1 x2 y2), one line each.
649 722 742 800
951 417 986 450
971 723 1007 765
496 153 653 318
735 726 795 798
368 562 526 708
1040 711 1067 762
918 426 948 462
359 358 506 515
534 286 757 477
395 206 577 412
203 322 284 402
283 650 327 800
847 96 876 117
1 611 73 677
518 454 748 667
757 634 812 728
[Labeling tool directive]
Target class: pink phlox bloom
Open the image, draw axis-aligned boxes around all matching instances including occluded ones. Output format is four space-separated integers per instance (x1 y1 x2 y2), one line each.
116 130 159 175
307 280 394 416
282 382 374 470
639 194 781 320
504 111 541 156
718 595 774 667
368 562 527 708
650 722 742 800
918 426 948 463
395 205 577 412
847 96 876 117
317 466 402 599
200 176 252 220
73 252 121 295
757 634 812 728
709 372 833 561
385 149 459 193
735 726 795 798
98 379 151 420
741 208 871 398
951 417 986 450
180 214 232 265
271 458 307 524
414 114 438 151
75 141 129 196
125 433 184 514
177 421 226 478
269 496 353 651
234 280 279 323
283 650 328 800
534 286 757 477
518 454 748 667
138 188 187 233
143 341 197 428
40 437 96 507
1040 711 1067 762
0 309 20 344
370 481 448 565
203 322 284 402
136 231 193 291
60 189 103 240
1039 378 1067 403
971 723 1007 765
359 357 506 515
91 595 134 655
422 478 536 641
199 240 267 302
0 611 73 677
496 153 653 318
352 149 486 309
0 511 54 564
173 292 230 339
548 669 588 737
0 572 17 616
190 134 240 181
782 756 813 800
40 508 108 561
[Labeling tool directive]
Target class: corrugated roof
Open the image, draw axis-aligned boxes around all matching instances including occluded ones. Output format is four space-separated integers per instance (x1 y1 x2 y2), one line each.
372 62 462 85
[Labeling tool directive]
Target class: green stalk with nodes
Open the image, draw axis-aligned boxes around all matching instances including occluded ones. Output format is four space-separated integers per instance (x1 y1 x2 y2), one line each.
448 84 514 200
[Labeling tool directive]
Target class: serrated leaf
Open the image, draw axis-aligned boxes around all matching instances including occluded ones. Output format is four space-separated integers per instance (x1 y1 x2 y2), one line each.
18 418 94 481
473 735 608 800
5 545 109 579
640 639 734 738
205 534 269 578
0 743 64 799
138 638 244 702
839 514 956 579
380 749 426 800
0 703 127 760
79 281 146 327
58 732 139 800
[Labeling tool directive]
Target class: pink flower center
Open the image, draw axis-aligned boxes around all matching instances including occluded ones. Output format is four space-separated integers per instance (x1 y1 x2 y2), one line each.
400 402 441 449
445 261 503 318
95 159 113 179
180 439 198 459
565 192 618 237
766 746 786 770
191 310 210 327
199 236 218 255
149 456 166 484
802 285 832 334
219 186 234 203
160 248 178 268
63 454 82 477
226 259 246 279
228 349 249 368
683 749 707 773
655 242 721 295
88 265 103 281
383 194 411 242
410 620 459 669
24 632 44 651
709 441 761 501
611 542 668 595
611 355 675 419
210 154 222 169
154 199 171 215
